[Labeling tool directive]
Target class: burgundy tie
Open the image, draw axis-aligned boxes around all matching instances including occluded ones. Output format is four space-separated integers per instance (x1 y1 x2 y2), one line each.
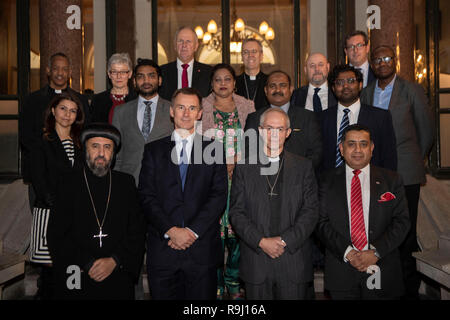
181 64 189 88
350 169 367 251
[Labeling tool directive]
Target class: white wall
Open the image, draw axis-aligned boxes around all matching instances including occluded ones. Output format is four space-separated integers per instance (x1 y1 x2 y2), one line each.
93 0 106 93
135 0 153 61
308 0 327 56
355 0 369 33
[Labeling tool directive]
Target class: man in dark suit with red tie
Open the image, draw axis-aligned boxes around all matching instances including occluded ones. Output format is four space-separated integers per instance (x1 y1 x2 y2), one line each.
138 88 228 300
159 27 212 101
316 124 410 299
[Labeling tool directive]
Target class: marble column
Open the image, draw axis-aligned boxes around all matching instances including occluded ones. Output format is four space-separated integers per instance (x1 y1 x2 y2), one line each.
368 0 415 82
39 0 83 92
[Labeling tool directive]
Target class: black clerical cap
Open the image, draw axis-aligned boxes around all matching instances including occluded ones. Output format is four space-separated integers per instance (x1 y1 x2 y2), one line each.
81 122 121 150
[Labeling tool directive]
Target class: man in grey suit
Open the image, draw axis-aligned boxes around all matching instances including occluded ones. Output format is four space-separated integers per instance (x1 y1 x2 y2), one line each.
360 45 435 299
229 108 318 299
113 58 173 184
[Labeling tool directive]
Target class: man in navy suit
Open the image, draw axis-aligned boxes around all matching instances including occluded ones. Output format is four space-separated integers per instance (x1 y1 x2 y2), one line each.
316 124 410 299
320 65 397 172
138 88 228 300
344 31 376 88
159 27 212 100
290 53 337 112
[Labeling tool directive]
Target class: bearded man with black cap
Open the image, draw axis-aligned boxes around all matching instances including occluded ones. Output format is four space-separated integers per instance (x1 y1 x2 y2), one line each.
47 123 146 300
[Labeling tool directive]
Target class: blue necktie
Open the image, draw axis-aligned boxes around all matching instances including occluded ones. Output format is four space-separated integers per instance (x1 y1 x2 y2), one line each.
336 108 350 167
142 101 152 140
313 87 323 113
179 139 188 191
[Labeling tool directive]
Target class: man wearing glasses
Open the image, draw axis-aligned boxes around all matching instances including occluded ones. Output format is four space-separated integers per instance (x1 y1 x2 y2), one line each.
230 107 319 299
244 70 322 170
159 27 212 101
138 88 227 299
361 45 435 300
344 31 376 88
235 39 269 110
112 58 173 185
320 64 397 172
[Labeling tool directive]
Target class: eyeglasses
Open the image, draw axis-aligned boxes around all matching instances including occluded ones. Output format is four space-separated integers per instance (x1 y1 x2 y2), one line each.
109 70 130 77
242 49 261 56
260 126 289 133
346 43 367 51
334 78 358 86
372 56 394 65
173 105 200 112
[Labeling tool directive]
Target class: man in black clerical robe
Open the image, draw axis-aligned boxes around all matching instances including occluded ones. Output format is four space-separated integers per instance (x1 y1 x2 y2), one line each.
229 108 318 300
47 123 146 300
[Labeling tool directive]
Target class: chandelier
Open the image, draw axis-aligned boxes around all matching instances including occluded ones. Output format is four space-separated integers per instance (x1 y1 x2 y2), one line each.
194 3 275 54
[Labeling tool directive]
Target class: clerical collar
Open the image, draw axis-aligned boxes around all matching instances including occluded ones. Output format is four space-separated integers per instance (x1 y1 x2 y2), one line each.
263 151 284 163
48 85 67 95
245 72 260 81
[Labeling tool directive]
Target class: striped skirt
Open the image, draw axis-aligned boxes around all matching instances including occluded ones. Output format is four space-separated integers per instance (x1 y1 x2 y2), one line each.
30 207 52 264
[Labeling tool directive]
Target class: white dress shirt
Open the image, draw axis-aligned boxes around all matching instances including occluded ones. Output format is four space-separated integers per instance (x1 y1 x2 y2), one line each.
336 99 361 138
270 102 290 114
351 60 370 88
172 129 195 164
305 82 329 111
137 95 159 132
177 58 194 89
343 163 371 261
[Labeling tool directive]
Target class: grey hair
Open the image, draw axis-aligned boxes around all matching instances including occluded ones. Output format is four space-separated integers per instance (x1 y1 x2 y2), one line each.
107 53 133 73
174 26 198 43
242 38 263 51
259 108 291 129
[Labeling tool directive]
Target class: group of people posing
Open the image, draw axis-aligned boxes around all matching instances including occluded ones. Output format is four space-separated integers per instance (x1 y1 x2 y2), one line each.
19 27 434 300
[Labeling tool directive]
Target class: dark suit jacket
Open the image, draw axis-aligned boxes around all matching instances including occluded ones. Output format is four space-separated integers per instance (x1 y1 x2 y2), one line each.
320 103 397 171
20 85 90 182
244 105 323 169
290 84 337 111
159 60 213 101
90 88 137 123
361 76 434 185
138 135 228 268
30 133 81 208
229 152 319 285
367 66 376 86
316 165 410 297
235 72 269 110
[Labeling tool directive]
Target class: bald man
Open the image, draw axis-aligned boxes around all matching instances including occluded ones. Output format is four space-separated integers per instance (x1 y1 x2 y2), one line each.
159 26 212 101
291 53 337 112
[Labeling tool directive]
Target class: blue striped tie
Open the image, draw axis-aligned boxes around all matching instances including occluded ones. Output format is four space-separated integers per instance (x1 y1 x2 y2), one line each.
336 108 350 167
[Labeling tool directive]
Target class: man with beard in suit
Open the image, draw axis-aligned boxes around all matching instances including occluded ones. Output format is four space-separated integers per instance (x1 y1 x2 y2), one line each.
291 53 337 112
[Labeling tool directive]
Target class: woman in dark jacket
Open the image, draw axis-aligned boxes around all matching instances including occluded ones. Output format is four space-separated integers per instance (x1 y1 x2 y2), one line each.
29 91 85 299
90 53 137 123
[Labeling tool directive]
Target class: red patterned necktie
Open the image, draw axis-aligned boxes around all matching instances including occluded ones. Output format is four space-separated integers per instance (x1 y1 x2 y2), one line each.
181 63 189 88
350 169 367 251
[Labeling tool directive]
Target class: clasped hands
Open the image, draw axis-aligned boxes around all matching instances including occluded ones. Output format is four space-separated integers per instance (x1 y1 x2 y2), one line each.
259 237 286 259
346 249 379 272
166 227 197 250
88 257 116 282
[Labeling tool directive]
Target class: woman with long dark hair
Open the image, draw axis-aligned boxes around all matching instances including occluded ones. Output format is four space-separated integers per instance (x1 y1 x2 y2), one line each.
29 91 85 299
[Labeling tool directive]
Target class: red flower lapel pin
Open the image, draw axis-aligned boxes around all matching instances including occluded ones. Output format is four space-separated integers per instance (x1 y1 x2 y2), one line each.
378 192 396 203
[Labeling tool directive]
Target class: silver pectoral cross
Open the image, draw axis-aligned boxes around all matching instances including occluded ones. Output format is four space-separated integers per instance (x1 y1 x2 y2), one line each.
268 191 278 197
93 228 108 248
